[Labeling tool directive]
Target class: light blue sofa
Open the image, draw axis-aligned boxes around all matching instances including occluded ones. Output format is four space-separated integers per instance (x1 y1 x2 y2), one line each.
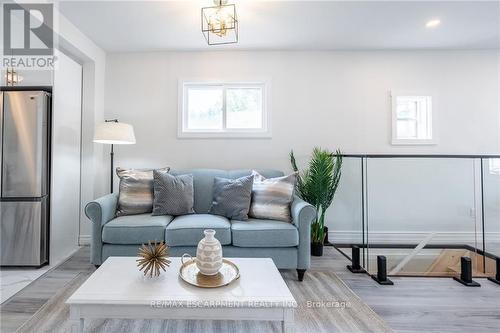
85 169 316 281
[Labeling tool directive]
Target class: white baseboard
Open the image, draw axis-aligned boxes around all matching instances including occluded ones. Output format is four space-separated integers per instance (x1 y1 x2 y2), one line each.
329 231 500 245
79 235 91 246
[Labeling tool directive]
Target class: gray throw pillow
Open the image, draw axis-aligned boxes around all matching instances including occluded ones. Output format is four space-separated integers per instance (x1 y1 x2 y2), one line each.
116 167 170 216
152 170 195 216
209 175 254 220
249 170 297 222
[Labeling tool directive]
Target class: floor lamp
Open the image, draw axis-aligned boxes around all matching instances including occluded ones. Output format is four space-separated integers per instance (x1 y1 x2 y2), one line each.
93 119 136 193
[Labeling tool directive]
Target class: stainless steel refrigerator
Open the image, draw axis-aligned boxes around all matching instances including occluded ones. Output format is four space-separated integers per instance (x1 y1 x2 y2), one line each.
0 90 51 267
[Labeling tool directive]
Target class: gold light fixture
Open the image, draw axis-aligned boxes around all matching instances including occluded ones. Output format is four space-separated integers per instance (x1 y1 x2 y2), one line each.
201 0 238 45
5 68 23 86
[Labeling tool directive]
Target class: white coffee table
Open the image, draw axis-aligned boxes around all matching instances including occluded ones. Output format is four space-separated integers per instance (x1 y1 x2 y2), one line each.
67 257 296 333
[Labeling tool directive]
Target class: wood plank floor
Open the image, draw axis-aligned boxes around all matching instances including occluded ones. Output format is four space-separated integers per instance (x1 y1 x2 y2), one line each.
2 247 393 333
1 246 499 333
0 248 93 332
317 247 500 333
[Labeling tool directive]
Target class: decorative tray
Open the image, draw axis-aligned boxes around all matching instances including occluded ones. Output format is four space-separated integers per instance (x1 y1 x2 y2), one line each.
179 258 240 288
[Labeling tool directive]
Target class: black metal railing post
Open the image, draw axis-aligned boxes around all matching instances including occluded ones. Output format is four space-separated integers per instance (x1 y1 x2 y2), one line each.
371 256 393 285
453 257 480 287
347 245 364 273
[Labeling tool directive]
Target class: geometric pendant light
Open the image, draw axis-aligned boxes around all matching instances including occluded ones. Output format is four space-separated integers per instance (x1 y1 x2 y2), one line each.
201 0 238 45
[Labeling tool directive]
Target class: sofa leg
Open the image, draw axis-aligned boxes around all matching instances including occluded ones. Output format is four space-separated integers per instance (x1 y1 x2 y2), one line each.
297 269 306 282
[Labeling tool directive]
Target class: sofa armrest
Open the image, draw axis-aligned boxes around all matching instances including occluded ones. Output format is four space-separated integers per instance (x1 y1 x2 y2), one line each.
291 196 316 270
84 193 118 265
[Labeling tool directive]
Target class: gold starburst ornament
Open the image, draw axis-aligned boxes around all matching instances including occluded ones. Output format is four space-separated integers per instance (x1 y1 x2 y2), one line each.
136 241 171 277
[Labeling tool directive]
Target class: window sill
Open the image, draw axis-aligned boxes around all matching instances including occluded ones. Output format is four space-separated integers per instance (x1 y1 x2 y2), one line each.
178 130 272 139
391 139 437 146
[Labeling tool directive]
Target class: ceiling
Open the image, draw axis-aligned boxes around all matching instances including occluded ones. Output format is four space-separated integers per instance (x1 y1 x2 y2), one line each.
57 0 500 52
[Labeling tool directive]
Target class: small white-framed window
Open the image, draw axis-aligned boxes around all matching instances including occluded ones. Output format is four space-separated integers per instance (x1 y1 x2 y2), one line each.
179 80 270 138
391 91 435 145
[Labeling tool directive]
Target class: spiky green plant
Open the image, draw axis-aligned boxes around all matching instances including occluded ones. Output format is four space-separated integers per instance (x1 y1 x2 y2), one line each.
290 148 343 244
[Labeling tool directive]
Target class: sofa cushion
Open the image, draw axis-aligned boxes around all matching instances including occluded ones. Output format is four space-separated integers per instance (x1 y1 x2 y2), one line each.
165 214 231 246
102 214 173 245
231 219 299 247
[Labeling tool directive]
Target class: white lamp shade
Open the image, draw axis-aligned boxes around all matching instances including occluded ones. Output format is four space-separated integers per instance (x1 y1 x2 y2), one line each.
93 122 136 144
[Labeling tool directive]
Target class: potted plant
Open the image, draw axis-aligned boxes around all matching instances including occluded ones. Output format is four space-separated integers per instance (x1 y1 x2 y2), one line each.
290 148 342 256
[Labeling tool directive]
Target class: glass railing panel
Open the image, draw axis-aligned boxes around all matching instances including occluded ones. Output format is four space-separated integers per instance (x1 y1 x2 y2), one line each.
365 158 479 277
328 157 365 266
483 157 500 277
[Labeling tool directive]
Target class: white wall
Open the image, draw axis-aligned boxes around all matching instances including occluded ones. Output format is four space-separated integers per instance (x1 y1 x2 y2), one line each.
52 7 107 243
51 50 82 264
101 50 499 240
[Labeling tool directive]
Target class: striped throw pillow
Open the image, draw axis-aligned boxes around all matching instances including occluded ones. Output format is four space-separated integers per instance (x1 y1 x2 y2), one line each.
115 167 170 216
249 170 297 222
